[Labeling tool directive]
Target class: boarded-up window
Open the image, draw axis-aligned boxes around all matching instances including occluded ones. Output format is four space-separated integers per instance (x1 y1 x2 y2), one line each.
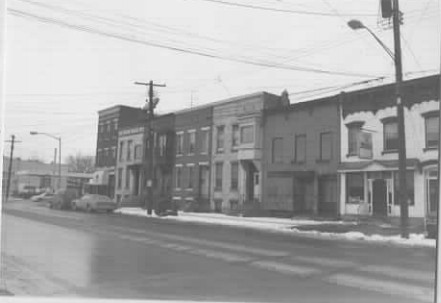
241 125 254 144
295 134 306 163
320 132 332 160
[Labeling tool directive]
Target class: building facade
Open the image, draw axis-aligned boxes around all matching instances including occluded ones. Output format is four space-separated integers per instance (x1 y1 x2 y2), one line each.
172 106 213 211
262 96 341 216
338 75 440 220
210 92 286 213
115 124 146 205
94 105 145 198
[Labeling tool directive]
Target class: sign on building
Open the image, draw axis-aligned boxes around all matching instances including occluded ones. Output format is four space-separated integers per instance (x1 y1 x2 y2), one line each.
358 131 373 159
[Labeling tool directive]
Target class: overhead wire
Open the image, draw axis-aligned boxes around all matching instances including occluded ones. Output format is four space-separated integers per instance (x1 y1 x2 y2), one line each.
7 7 380 78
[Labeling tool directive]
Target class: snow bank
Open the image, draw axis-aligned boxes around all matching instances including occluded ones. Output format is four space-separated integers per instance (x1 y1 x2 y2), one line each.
114 208 435 247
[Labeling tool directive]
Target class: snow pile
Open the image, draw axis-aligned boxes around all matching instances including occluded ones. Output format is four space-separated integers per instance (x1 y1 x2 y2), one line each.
290 228 435 247
115 207 435 247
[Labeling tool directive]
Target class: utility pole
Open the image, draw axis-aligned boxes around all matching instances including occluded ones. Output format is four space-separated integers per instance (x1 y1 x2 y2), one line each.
392 0 409 238
4 135 21 202
135 80 166 215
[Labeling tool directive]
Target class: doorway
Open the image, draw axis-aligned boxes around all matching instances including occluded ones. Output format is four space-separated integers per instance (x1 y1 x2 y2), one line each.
372 179 387 216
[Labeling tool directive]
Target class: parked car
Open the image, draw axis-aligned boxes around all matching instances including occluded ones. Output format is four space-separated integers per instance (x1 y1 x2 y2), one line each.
30 192 54 202
71 194 117 213
48 189 79 210
18 186 38 199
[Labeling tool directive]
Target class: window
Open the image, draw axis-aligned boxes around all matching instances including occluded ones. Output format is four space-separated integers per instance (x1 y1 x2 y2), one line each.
320 132 332 161
188 131 196 154
427 169 439 213
119 141 124 161
393 171 415 206
215 162 223 190
231 162 239 190
241 125 254 144
295 134 306 163
200 129 209 154
117 168 123 189
382 118 398 151
347 122 364 156
425 115 439 148
346 172 364 204
232 125 239 148
125 168 130 189
112 147 117 160
175 166 182 189
159 135 167 156
134 145 142 160
272 138 283 163
187 166 194 189
176 133 184 155
127 140 133 160
216 126 225 152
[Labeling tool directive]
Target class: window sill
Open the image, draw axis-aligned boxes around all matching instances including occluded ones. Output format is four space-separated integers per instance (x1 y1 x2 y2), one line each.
381 149 398 155
423 147 438 152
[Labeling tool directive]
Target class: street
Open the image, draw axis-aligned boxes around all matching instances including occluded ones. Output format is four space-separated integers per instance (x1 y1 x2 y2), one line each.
0 200 436 302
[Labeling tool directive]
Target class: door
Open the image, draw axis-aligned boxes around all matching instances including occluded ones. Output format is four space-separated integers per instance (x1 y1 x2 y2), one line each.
199 165 209 199
428 178 439 215
372 179 387 216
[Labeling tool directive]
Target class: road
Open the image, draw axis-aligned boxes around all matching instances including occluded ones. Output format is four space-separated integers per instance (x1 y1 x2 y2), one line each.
0 200 436 302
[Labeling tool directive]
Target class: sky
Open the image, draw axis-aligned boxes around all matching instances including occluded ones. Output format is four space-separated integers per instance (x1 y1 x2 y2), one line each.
2 0 440 163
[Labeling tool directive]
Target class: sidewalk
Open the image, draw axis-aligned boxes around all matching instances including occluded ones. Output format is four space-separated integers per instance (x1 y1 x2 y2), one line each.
114 208 435 248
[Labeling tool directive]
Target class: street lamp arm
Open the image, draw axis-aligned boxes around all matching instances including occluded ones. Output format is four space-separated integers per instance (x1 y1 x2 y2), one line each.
364 27 396 61
30 131 60 142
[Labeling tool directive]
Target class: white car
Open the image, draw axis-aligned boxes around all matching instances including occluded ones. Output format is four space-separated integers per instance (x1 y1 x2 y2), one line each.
30 192 54 202
71 194 117 213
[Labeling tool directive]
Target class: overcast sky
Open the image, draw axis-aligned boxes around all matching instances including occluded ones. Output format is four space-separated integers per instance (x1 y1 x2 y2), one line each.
2 0 440 163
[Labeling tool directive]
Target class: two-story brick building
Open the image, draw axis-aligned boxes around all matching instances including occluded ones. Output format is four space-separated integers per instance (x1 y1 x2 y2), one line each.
94 105 145 198
338 74 440 221
262 94 341 216
172 105 212 211
210 92 286 213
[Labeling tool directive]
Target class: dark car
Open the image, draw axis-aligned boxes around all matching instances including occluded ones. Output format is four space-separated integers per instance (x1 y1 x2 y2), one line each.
48 189 79 210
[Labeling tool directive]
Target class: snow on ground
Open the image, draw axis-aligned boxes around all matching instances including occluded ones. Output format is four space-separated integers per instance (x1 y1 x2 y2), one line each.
113 208 435 247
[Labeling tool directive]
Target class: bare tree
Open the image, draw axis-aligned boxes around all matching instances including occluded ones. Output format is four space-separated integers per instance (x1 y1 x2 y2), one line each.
66 153 95 173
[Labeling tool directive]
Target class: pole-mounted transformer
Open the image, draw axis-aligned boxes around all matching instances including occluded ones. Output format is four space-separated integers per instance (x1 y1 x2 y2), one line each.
381 0 393 18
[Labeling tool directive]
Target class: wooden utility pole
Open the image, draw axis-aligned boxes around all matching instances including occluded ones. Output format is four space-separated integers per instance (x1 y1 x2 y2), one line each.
4 135 21 201
391 0 409 238
135 80 166 215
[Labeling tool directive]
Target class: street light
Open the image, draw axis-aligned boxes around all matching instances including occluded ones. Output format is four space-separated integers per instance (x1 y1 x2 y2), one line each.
348 5 409 239
30 131 62 190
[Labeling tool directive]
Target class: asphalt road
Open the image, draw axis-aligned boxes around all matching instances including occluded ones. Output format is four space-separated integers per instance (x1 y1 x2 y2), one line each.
0 200 436 302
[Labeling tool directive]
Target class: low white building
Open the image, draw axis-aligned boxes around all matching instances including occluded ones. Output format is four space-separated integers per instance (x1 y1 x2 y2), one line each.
338 75 439 221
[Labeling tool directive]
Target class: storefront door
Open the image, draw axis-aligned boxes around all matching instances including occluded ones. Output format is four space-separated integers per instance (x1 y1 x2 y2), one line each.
372 179 387 216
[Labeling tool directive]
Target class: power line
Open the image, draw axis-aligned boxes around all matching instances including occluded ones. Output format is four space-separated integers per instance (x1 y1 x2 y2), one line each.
8 7 379 78
185 0 378 17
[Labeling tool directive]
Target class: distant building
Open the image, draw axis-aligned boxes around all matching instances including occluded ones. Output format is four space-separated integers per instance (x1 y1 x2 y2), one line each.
2 157 69 196
93 105 146 198
262 95 341 216
338 74 440 221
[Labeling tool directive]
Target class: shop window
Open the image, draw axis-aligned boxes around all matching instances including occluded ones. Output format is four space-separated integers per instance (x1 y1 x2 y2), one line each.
346 172 364 204
393 171 415 206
